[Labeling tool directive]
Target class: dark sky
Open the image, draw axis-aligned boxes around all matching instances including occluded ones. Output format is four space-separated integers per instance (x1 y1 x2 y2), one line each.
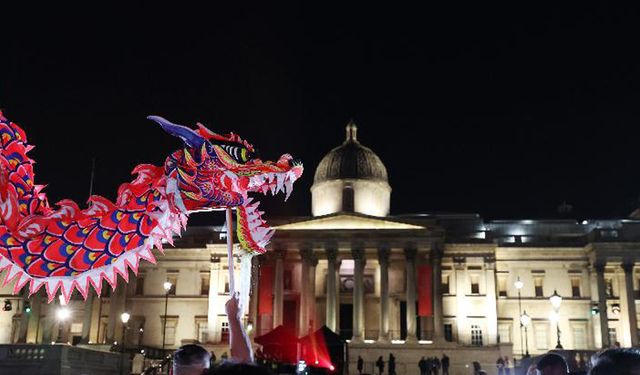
2 4 640 221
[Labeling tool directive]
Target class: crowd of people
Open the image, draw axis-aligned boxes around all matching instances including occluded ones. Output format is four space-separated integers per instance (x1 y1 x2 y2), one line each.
160 294 640 375
526 349 640 375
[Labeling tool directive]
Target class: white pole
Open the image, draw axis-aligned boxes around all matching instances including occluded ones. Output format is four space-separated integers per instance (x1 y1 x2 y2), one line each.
226 208 235 295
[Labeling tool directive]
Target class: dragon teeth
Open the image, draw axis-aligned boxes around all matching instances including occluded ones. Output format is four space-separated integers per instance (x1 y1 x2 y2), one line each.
285 179 294 201
276 173 284 193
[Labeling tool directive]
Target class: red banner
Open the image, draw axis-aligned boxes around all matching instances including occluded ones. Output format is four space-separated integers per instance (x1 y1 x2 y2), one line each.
418 264 433 316
258 265 274 315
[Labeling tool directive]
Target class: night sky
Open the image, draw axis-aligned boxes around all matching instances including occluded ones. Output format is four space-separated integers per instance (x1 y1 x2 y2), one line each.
2 4 640 222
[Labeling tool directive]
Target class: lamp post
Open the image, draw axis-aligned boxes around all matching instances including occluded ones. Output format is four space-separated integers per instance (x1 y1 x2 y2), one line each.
514 276 524 357
120 312 130 375
550 289 563 349
162 281 172 353
520 310 531 358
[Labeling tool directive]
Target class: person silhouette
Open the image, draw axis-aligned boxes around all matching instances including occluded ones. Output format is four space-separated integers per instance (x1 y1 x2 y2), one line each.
388 354 396 375
441 353 450 375
376 356 385 375
357 356 364 375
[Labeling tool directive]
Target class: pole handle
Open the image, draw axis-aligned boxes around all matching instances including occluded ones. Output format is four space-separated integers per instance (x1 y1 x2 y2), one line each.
226 208 235 295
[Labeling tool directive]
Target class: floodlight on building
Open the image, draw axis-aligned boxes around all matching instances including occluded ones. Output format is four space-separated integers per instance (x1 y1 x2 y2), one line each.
418 340 433 344
364 339 375 344
57 306 71 321
612 303 621 315
550 290 562 310
390 339 405 344
514 277 523 290
163 281 172 292
121 312 130 324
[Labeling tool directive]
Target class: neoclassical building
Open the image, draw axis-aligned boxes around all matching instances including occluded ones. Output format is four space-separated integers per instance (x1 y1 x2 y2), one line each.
1 121 640 374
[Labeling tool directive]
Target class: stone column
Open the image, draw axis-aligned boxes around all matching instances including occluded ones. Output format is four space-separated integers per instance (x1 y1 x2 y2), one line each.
623 263 639 347
485 256 498 345
18 295 29 343
27 296 42 343
43 316 56 344
454 257 467 344
308 255 319 331
326 248 339 332
595 263 610 348
106 284 126 343
405 248 418 342
299 248 311 336
352 247 365 342
432 250 444 342
273 250 285 327
378 248 390 342
80 293 95 343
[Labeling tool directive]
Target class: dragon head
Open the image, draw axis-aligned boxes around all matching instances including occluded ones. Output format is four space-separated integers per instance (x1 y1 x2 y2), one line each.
149 116 303 254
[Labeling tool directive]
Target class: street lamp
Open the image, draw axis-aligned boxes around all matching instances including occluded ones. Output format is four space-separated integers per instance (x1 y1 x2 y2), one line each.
162 281 172 352
120 312 130 375
514 276 524 358
520 311 531 358
549 289 563 349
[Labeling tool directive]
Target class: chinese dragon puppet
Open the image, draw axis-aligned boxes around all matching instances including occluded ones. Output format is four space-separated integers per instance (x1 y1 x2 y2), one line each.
0 112 303 304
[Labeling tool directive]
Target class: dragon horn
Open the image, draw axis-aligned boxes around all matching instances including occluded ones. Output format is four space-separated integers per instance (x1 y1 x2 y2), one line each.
147 116 205 149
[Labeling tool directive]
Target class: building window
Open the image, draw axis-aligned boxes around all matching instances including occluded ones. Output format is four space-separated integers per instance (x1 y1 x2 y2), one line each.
135 276 145 296
534 277 544 297
167 272 178 295
471 324 483 346
605 278 614 298
534 323 548 350
572 325 587 349
609 327 618 346
470 275 480 295
224 275 230 294
161 316 178 347
201 273 210 296
342 185 354 212
571 277 581 297
498 323 511 343
444 324 453 342
498 276 507 297
442 274 450 294
195 317 209 343
221 321 230 343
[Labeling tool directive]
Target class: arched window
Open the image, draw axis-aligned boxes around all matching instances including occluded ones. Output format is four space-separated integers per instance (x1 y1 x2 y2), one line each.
342 184 354 212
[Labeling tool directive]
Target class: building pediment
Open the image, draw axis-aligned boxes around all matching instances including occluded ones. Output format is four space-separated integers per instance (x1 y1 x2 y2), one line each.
274 212 425 231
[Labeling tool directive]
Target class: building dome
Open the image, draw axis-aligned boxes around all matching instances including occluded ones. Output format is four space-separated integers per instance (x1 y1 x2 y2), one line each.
311 121 391 217
313 121 389 184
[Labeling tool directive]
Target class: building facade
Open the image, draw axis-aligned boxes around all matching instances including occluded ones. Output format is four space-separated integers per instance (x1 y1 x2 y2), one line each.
1 122 640 374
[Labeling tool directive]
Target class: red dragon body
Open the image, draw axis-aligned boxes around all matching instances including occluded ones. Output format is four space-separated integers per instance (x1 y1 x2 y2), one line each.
0 112 303 303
